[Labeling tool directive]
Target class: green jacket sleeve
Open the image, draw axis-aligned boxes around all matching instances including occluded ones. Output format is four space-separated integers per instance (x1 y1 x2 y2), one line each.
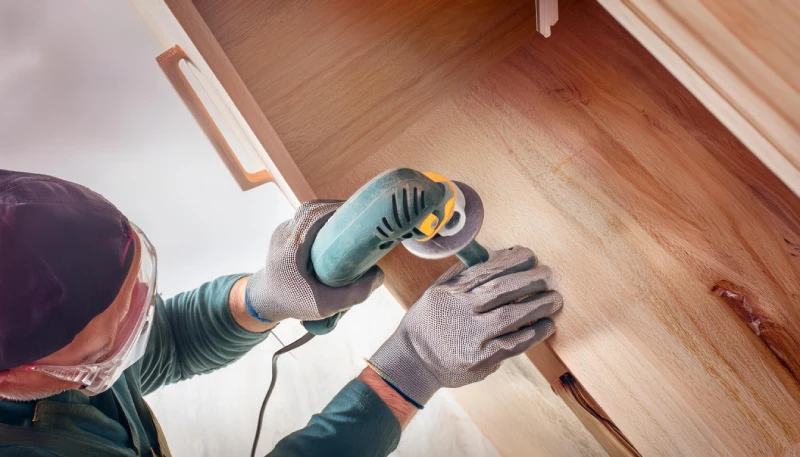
139 274 270 395
267 379 402 457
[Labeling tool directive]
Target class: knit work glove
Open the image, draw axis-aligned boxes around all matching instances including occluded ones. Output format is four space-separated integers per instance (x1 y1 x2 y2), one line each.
368 246 561 407
246 201 385 323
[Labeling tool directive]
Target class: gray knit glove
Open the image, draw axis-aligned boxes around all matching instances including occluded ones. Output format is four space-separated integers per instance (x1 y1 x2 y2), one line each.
246 201 385 323
368 246 561 406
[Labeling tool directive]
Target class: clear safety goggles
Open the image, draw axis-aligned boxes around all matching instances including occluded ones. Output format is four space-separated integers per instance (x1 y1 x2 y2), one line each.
25 223 158 394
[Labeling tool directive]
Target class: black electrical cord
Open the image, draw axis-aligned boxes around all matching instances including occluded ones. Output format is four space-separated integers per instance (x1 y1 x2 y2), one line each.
251 331 316 457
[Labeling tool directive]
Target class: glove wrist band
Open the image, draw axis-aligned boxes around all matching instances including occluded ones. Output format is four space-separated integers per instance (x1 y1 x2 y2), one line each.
245 269 275 324
369 332 441 406
365 359 424 409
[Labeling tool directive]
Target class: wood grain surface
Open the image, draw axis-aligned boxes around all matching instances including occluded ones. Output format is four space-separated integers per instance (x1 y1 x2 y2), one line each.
598 0 800 197
192 0 542 193
309 3 800 455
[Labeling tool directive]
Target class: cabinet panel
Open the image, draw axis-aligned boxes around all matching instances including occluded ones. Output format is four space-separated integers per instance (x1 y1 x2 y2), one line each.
314 3 800 455
132 0 800 454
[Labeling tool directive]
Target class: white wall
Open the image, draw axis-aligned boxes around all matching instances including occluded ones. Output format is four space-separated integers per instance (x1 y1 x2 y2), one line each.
0 0 293 297
0 2 500 456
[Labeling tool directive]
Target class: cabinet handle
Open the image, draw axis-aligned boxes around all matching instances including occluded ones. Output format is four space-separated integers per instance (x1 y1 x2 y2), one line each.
156 45 273 191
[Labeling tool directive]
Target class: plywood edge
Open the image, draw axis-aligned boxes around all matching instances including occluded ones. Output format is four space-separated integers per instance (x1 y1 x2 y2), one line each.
527 345 641 457
555 373 642 457
128 0 315 205
597 0 800 198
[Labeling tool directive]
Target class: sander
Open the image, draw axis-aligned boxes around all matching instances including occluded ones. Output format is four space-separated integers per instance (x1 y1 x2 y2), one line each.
304 167 489 334
251 168 488 456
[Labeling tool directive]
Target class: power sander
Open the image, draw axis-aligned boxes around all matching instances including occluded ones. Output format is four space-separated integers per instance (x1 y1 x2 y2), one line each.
251 168 488 456
304 167 489 334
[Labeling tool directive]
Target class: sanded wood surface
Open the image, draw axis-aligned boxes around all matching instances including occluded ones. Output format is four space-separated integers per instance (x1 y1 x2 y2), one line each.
555 373 641 457
310 3 800 455
192 0 542 194
598 0 800 197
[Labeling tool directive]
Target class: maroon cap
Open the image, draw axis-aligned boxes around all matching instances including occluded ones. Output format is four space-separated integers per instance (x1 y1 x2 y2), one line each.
0 170 135 370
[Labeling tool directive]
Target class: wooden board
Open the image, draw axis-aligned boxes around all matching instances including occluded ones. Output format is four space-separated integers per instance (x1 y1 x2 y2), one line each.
597 0 800 197
192 0 543 194
310 3 800 455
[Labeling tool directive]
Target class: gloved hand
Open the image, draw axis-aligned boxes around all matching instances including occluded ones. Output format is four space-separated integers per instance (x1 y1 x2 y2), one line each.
246 201 385 323
368 246 561 407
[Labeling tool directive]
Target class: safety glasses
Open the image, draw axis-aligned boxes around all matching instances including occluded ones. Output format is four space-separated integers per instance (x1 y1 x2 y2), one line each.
25 223 158 394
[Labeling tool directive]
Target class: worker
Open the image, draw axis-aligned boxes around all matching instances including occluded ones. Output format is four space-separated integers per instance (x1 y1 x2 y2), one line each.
0 169 563 456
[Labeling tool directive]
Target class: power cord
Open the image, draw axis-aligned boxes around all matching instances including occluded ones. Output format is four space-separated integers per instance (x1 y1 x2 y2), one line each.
250 331 316 457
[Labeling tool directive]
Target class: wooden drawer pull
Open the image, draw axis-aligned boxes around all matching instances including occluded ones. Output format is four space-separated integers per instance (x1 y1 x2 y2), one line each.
156 45 273 191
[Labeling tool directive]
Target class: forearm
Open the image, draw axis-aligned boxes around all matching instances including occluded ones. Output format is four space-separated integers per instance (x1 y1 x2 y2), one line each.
357 367 416 429
268 375 403 457
139 275 271 394
229 276 278 333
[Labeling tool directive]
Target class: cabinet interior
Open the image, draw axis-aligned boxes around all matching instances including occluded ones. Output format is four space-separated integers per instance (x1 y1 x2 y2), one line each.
193 0 800 455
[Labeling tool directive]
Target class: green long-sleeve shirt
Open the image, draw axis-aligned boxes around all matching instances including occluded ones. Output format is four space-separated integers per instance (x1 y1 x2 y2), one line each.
0 275 401 456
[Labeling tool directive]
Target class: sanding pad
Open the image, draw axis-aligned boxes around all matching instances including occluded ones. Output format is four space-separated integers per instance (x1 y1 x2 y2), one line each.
403 181 484 259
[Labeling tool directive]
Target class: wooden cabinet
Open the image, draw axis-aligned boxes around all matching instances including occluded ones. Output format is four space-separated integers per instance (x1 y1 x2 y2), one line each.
131 0 800 455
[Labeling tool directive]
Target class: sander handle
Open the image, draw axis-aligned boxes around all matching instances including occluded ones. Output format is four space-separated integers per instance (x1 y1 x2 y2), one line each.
302 169 447 336
456 240 490 267
302 312 345 335
301 168 487 336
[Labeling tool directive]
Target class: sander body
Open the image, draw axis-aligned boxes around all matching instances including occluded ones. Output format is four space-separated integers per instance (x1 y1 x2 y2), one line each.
304 168 488 334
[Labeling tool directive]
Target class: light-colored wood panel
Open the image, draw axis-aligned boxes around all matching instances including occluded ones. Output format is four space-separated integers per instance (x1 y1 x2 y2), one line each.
315 3 800 455
192 0 543 193
597 0 800 197
134 0 800 454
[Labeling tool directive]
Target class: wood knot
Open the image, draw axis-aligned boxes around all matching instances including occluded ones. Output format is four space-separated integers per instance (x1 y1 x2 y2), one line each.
711 280 800 384
712 281 760 335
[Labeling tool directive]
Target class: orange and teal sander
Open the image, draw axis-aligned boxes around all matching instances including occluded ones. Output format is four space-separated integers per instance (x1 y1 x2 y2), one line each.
304 168 489 334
